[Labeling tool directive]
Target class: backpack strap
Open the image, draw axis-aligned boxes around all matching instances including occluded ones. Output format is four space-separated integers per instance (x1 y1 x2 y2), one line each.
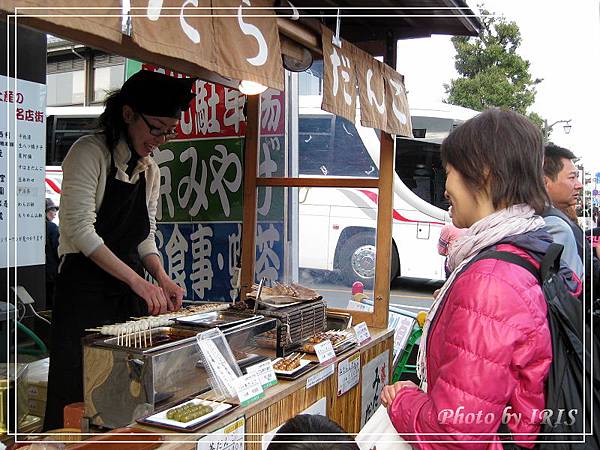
540 243 563 281
468 250 540 282
468 243 565 285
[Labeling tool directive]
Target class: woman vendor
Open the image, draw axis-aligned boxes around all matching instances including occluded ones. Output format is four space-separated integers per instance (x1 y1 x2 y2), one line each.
44 70 197 430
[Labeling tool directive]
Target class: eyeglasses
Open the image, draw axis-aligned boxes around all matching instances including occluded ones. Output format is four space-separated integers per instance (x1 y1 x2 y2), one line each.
139 113 178 140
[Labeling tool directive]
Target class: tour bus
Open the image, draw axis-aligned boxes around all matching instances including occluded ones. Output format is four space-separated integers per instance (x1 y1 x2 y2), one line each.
297 97 478 286
44 101 478 284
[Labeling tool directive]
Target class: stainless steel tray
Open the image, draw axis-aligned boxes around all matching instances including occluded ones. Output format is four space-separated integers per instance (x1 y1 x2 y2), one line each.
97 327 197 353
175 311 262 329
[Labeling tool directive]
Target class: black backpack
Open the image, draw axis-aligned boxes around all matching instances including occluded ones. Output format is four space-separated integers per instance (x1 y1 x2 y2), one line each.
470 244 600 449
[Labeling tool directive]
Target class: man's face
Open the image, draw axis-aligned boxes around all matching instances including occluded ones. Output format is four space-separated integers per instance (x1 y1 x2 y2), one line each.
545 158 583 210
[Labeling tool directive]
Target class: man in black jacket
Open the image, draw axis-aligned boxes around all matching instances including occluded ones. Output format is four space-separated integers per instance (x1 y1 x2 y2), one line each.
45 198 59 309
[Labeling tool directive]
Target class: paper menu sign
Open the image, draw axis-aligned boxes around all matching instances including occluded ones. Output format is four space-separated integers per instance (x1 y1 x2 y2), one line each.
337 352 361 396
314 340 336 364
246 359 278 389
233 373 264 407
197 338 239 398
196 416 245 450
354 322 371 345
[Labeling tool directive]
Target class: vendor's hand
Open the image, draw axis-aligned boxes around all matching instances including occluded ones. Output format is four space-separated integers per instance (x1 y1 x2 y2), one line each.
130 276 169 315
159 277 184 311
433 288 441 299
381 381 419 407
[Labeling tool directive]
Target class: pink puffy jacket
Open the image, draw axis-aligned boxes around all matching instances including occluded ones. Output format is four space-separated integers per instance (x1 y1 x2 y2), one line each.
389 244 552 449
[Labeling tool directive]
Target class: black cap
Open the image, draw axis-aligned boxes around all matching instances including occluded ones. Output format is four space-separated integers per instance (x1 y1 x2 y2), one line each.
120 70 197 118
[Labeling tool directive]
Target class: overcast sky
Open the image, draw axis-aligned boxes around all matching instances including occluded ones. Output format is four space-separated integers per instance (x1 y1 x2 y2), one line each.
396 0 600 174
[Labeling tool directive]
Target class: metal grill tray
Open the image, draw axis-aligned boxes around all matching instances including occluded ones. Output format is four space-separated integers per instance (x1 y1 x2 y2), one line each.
259 300 327 347
175 311 262 328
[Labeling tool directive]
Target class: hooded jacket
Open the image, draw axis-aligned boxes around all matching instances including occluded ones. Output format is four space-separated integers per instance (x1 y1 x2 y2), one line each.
388 229 581 449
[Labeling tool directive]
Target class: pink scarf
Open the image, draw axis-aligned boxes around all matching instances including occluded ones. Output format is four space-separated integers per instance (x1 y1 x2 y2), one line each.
416 204 546 390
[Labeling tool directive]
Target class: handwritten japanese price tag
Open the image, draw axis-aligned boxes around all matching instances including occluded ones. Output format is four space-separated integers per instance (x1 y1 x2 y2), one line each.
337 352 361 396
306 364 335 390
196 416 245 450
314 340 336 364
354 322 371 345
246 359 278 390
233 373 264 407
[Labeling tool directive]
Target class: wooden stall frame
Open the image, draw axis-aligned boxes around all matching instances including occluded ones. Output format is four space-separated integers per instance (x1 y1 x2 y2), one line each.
241 120 396 329
324 132 395 329
240 94 261 297
6 4 399 325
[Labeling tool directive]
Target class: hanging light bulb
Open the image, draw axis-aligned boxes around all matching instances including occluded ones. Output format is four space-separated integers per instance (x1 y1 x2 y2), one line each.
238 80 268 95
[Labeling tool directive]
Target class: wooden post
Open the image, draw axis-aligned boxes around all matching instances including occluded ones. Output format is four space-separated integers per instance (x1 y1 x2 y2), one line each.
372 132 395 328
240 94 261 300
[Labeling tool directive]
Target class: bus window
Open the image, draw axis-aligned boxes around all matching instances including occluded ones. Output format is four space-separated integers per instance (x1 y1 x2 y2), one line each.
299 115 334 175
395 138 448 210
298 115 378 178
331 118 378 177
46 115 99 165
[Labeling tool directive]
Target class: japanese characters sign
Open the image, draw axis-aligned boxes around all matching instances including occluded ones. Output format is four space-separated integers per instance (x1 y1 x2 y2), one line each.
360 349 389 427
355 49 387 132
137 64 286 302
212 0 284 91
131 0 215 80
322 25 413 137
337 352 360 396
196 416 245 450
0 75 46 268
321 25 357 124
233 372 265 406
2 0 284 91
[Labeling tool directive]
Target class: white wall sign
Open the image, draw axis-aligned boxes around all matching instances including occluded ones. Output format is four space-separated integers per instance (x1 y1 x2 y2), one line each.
360 350 389 427
337 352 360 396
196 416 245 450
0 75 46 268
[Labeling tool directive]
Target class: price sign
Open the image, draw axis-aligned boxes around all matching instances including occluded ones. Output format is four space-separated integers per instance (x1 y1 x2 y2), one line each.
246 359 278 390
337 352 361 396
233 373 264 407
196 416 245 450
353 322 371 345
306 364 335 390
314 340 336 364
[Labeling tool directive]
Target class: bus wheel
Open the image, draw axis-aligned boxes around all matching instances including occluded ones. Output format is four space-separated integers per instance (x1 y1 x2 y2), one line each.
339 233 399 289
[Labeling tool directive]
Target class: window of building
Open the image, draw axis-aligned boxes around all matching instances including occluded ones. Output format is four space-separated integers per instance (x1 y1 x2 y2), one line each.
93 54 125 102
46 55 85 106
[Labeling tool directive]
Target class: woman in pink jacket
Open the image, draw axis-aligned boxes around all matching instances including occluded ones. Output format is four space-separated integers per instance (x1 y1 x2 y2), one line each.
382 109 580 449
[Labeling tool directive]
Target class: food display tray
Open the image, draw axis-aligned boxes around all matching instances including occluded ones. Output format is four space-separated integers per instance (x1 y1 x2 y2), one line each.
136 398 237 433
273 360 319 381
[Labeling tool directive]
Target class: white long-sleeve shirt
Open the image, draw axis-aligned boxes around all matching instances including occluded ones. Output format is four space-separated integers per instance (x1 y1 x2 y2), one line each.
57 133 160 260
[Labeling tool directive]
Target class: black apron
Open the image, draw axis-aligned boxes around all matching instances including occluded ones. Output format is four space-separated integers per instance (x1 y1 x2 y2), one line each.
44 150 150 431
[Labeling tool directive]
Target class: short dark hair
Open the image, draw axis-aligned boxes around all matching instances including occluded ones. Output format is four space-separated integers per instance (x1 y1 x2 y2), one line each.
441 108 549 214
543 143 577 181
267 415 359 450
